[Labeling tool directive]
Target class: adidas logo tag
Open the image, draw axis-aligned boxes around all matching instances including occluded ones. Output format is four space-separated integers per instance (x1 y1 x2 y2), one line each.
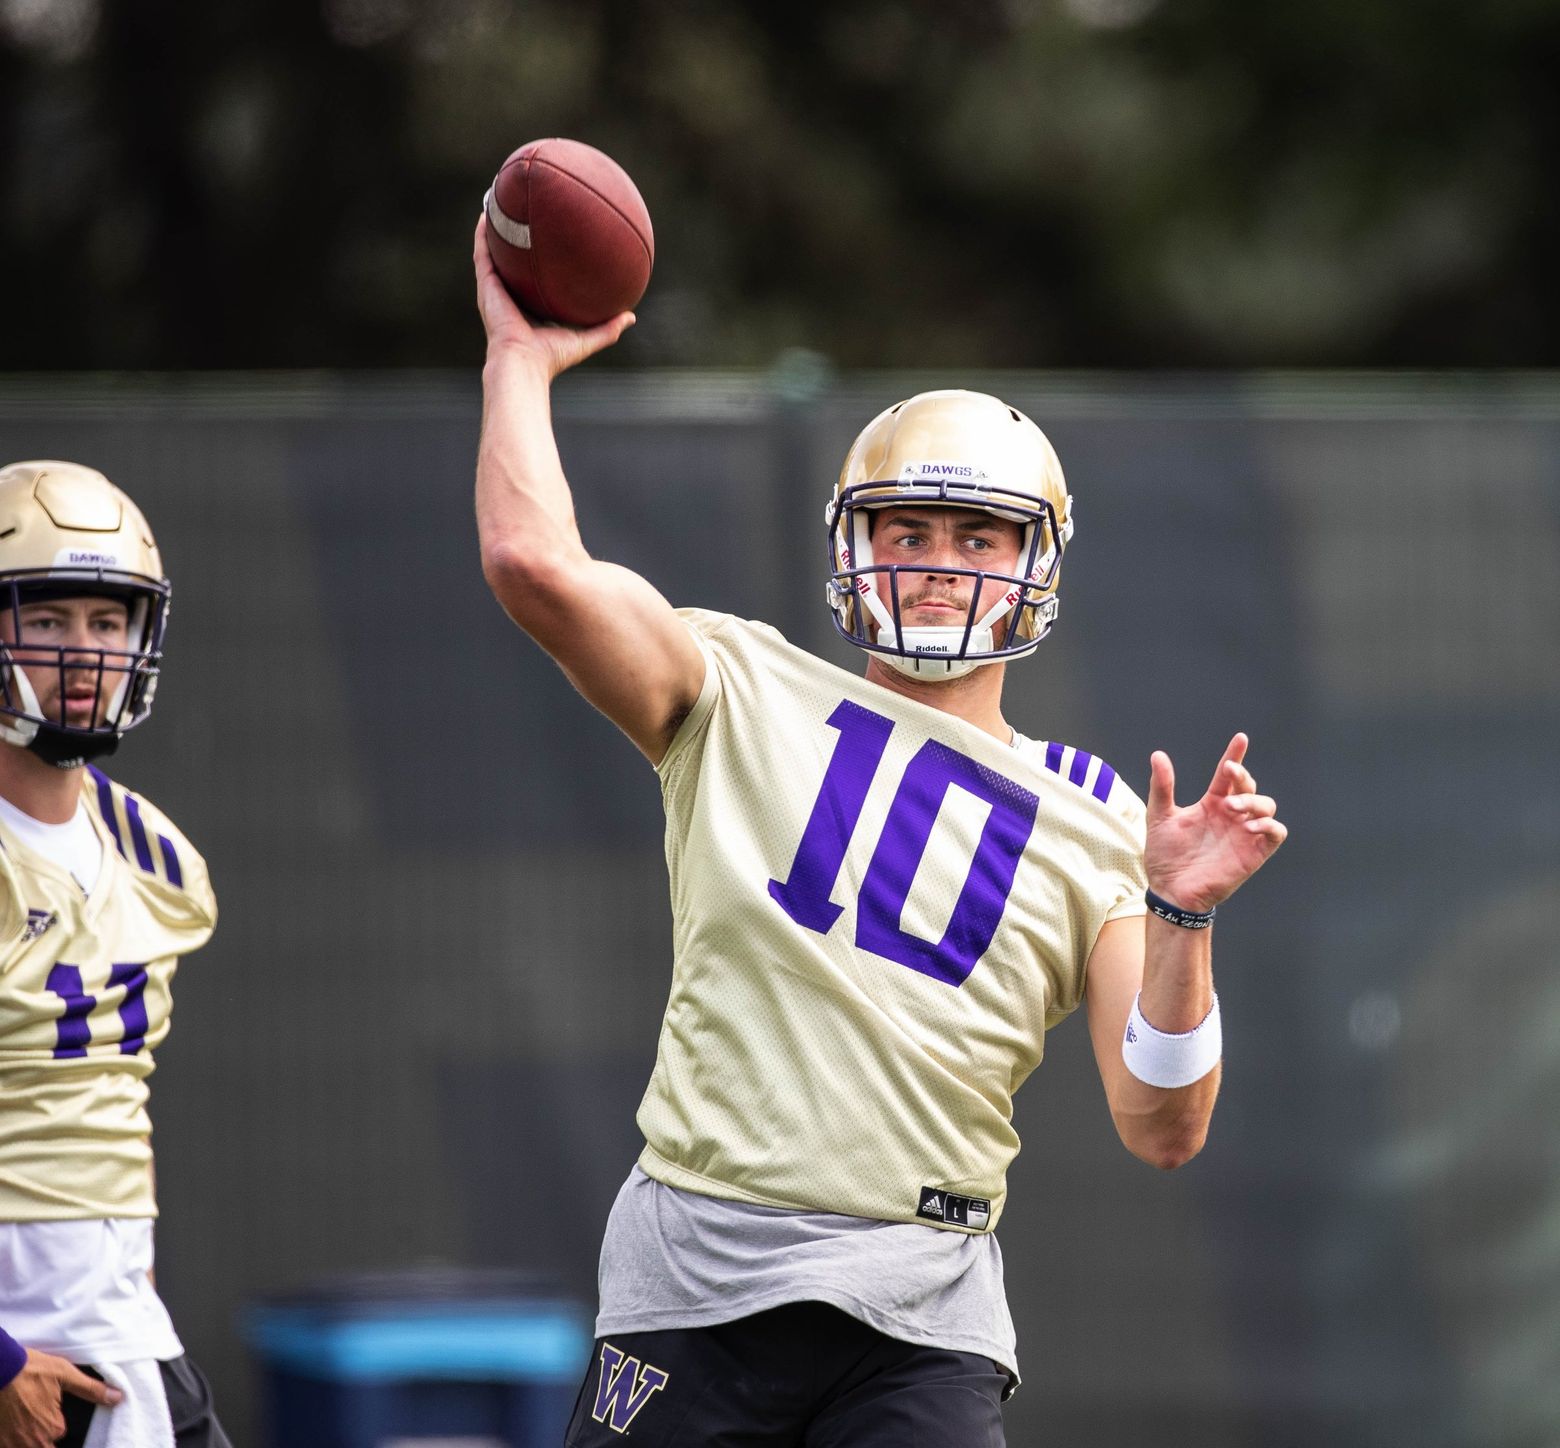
918 1185 992 1231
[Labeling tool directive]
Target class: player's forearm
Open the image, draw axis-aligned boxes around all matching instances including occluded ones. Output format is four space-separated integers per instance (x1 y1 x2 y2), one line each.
1139 913 1213 1031
476 349 590 586
1112 916 1220 1168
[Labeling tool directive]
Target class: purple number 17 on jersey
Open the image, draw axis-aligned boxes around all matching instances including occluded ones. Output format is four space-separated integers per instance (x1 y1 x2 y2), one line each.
769 699 1039 987
46 962 151 1057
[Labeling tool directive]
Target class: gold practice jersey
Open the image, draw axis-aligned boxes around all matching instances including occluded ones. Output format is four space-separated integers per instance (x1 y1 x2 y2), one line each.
0 769 215 1220
638 611 1147 1234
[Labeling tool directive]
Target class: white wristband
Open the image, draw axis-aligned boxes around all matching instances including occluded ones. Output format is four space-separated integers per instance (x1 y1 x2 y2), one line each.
1122 991 1222 1088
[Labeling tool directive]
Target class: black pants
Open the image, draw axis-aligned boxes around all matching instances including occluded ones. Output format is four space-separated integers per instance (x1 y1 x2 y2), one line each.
57 1355 231 1448
564 1301 1008 1447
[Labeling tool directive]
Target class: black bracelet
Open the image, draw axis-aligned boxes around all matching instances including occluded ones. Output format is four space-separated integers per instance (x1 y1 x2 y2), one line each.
1145 888 1216 930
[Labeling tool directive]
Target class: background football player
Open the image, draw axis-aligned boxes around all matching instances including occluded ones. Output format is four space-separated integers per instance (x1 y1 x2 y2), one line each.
472 221 1287 1446
0 462 229 1448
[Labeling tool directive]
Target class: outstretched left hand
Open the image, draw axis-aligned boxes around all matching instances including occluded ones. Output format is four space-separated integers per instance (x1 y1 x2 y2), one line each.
1144 733 1287 916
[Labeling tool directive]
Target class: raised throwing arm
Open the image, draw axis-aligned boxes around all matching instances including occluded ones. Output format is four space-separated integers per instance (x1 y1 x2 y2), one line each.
473 218 706 765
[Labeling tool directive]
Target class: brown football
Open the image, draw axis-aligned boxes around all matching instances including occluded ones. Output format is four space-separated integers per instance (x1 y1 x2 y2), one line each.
483 138 654 327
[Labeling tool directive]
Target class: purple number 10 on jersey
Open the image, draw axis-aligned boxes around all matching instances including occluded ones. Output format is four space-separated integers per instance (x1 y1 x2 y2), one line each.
769 700 1039 987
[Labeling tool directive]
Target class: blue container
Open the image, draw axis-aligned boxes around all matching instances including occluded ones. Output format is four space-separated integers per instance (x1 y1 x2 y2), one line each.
244 1273 592 1448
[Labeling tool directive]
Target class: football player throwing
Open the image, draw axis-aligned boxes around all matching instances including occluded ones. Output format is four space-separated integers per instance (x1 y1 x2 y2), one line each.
473 221 1286 1446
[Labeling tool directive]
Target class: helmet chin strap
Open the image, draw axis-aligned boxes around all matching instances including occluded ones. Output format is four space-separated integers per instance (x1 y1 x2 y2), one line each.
875 627 996 679
25 723 119 769
0 662 120 768
866 589 1026 680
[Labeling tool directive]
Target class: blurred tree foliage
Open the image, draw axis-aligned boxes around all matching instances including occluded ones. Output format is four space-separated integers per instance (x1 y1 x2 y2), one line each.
1 0 1555 368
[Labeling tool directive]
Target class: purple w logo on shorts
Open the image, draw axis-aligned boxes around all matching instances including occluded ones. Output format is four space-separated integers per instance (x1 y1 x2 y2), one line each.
591 1342 670 1434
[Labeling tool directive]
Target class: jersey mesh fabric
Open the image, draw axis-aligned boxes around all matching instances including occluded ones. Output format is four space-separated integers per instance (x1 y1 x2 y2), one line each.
0 772 215 1219
637 611 1146 1233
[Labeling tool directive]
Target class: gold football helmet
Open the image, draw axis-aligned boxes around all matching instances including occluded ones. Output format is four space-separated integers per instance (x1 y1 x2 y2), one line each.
825 390 1074 677
0 460 171 767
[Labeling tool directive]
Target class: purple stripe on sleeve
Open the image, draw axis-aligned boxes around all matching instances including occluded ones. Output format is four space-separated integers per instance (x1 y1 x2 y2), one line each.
1044 740 1064 774
122 795 156 873
1068 749 1093 787
158 835 184 888
88 766 127 858
1092 762 1117 802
